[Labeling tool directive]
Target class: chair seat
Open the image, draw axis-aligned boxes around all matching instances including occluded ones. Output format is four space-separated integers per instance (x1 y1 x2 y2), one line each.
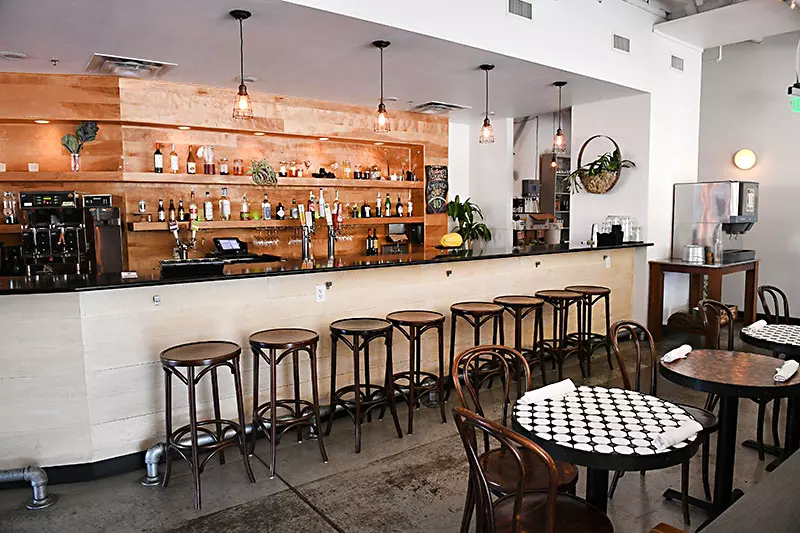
565 285 611 296
249 328 318 349
160 340 241 367
535 289 582 301
479 447 578 494
678 404 719 433
386 310 444 326
330 317 392 335
451 301 503 316
493 295 544 309
493 491 614 533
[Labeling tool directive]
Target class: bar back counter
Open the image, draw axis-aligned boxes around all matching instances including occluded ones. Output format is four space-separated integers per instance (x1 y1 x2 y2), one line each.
0 244 647 470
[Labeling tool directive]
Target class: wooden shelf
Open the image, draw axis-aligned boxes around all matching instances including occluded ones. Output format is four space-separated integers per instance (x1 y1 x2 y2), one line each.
122 173 424 189
0 171 122 182
127 216 424 232
0 224 22 234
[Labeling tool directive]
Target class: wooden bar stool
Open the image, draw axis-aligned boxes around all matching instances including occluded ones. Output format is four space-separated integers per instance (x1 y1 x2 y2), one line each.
565 285 613 377
160 340 255 510
447 301 504 398
324 317 403 453
535 290 584 381
249 328 328 479
386 310 447 434
493 295 547 384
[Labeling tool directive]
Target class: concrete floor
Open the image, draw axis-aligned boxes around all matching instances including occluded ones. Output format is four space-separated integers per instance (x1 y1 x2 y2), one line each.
0 330 781 533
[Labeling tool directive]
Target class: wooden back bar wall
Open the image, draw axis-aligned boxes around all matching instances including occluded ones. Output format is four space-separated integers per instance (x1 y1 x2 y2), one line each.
0 74 449 270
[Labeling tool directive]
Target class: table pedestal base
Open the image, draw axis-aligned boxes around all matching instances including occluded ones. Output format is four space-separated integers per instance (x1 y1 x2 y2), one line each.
741 439 784 471
586 468 609 513
662 488 715 514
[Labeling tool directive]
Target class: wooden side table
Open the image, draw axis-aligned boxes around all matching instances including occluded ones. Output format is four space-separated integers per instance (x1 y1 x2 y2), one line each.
647 259 758 341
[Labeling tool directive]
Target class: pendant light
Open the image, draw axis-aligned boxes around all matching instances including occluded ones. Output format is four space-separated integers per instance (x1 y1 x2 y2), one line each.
231 9 253 119
373 40 391 133
479 64 495 144
553 81 567 152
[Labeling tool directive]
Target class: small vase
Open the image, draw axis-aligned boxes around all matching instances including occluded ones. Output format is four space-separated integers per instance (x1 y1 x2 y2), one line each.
70 153 80 172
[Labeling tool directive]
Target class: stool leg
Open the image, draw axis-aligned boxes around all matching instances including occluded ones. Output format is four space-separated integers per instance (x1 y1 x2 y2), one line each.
353 334 362 453
325 334 338 437
408 325 417 435
438 323 447 424
385 330 404 439
513 309 522 352
550 303 558 372
162 368 173 488
232 356 256 484
535 308 547 385
586 297 593 378
293 349 303 444
364 340 373 424
251 348 261 455
187 367 202 510
605 294 613 370
446 313 458 402
210 367 225 465
269 348 278 478
308 342 329 463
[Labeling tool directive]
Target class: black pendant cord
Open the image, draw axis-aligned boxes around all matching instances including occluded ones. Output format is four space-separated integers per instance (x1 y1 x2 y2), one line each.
239 18 245 86
484 69 489 120
557 85 562 130
379 46 384 104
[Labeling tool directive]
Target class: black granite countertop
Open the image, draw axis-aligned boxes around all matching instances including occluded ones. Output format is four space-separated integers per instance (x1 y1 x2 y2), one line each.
0 242 652 295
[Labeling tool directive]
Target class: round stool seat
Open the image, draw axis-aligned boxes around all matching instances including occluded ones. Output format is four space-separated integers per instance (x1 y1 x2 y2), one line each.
160 340 241 367
250 328 319 349
451 301 503 316
331 317 392 335
535 289 582 301
494 295 544 308
565 285 611 296
386 310 445 326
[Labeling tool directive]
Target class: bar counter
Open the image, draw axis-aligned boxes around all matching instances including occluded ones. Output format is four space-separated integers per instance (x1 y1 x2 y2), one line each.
1 243 648 470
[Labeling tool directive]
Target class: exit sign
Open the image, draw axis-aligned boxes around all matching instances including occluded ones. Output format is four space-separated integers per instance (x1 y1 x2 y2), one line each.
792 96 800 113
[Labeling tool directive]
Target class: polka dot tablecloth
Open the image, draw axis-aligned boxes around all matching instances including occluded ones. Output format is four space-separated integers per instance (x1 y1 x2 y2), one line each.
742 324 800 348
514 386 698 457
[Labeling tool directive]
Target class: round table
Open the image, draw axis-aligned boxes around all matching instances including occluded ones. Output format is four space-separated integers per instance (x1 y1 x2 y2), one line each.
660 349 800 518
511 385 702 512
741 324 800 358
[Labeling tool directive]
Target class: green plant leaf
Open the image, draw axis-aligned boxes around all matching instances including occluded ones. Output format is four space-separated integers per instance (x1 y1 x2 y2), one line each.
75 121 98 145
61 134 80 154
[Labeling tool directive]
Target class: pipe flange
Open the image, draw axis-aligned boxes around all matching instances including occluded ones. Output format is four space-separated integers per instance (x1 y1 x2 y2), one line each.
26 494 57 510
139 475 162 487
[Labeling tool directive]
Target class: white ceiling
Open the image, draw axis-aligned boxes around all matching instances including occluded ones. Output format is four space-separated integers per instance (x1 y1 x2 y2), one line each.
0 0 640 120
655 0 800 48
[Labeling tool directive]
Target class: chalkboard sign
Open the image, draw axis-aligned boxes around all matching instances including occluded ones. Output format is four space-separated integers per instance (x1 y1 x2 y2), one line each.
425 165 448 214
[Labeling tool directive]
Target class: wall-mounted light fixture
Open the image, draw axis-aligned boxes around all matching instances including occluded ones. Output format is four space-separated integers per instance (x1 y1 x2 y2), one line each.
733 148 757 170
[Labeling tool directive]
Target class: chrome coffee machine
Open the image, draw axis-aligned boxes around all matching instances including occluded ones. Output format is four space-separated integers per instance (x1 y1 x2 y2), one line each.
20 191 123 275
671 181 759 264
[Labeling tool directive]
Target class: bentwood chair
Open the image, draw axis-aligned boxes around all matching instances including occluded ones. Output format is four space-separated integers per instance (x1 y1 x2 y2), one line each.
606 320 717 525
758 285 791 325
453 406 613 533
700 299 780 460
452 345 579 532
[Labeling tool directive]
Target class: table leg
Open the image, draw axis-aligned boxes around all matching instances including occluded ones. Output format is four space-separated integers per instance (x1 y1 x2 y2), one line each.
766 395 799 472
648 263 665 341
714 395 740 511
707 270 723 304
586 467 609 513
744 262 759 324
689 274 704 309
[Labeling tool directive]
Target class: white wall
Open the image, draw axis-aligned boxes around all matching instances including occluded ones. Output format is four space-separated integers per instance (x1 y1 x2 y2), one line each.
448 120 471 203
513 111 572 197
469 117 514 248
699 31 800 314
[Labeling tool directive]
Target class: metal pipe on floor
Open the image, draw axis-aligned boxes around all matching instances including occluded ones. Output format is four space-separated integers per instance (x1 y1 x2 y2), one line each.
0 466 57 510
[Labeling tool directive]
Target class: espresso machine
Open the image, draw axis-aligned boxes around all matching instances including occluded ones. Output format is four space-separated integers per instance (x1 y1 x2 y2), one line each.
671 181 759 264
19 191 123 275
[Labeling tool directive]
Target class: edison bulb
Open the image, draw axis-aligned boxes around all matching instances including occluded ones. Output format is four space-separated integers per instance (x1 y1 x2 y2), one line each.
479 118 495 144
374 102 390 133
553 128 567 152
232 84 253 119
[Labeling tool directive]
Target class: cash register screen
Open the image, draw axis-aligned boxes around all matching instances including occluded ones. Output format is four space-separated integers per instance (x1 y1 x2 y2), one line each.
216 238 241 251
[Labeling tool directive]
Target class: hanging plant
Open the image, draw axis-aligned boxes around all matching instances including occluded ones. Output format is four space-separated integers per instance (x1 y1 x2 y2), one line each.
248 159 278 186
564 135 635 194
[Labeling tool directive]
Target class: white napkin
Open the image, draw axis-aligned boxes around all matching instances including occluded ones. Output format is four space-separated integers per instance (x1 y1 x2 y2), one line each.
520 379 576 405
653 420 703 450
775 360 799 383
747 320 767 331
661 344 692 363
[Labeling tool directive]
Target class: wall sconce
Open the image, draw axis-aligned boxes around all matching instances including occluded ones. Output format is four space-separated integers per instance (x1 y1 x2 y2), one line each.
733 149 757 170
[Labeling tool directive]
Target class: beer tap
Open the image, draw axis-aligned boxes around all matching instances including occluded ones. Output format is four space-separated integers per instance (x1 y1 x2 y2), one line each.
169 220 197 261
325 202 337 263
298 204 315 264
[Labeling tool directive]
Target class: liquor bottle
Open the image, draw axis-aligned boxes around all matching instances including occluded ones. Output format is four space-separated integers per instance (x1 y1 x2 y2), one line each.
170 144 179 173
361 200 371 218
153 143 163 173
262 193 271 220
178 199 185 221
219 187 231 221
407 191 413 217
384 192 391 217
373 228 379 254
290 199 299 219
318 188 325 220
240 193 250 220
168 199 176 222
203 191 214 221
157 198 166 222
189 190 198 221
276 202 286 220
187 145 197 175
366 229 373 255
308 191 316 220
376 192 382 218
396 193 403 217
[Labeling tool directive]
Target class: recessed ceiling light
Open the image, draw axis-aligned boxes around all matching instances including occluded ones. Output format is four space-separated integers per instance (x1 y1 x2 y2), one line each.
34 119 50 124
240 75 258 84
385 96 399 102
177 126 191 130
1 51 28 61
253 131 265 136
374 142 385 146
318 137 329 141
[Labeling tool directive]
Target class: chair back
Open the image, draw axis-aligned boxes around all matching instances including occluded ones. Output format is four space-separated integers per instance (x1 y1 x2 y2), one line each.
453 406 557 533
758 285 791 325
452 345 531 428
609 320 657 395
699 299 734 350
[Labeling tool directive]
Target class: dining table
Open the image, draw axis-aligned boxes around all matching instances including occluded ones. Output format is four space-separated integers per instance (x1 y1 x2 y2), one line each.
659 349 800 524
511 385 702 513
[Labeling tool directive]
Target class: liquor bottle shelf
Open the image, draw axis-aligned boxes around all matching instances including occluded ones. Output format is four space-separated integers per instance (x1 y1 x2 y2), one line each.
127 216 425 232
0 171 123 182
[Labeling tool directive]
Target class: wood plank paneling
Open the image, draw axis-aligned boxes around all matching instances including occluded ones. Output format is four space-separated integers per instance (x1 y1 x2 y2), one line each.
0 73 121 121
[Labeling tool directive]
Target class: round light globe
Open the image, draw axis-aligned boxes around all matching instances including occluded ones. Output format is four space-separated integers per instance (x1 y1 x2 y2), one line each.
733 149 757 170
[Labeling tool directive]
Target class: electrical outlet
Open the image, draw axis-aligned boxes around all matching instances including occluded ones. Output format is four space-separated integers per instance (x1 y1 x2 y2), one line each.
315 284 326 303
604 255 611 269
153 295 161 307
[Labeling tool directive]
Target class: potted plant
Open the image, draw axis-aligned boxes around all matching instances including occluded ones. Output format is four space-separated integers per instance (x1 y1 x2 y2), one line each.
248 159 278 186
446 195 492 248
61 121 99 172
564 135 635 194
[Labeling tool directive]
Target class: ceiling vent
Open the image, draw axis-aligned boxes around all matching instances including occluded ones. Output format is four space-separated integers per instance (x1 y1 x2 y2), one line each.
509 0 533 20
1 51 28 61
85 53 177 78
671 55 685 72
613 34 631 53
407 101 472 115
